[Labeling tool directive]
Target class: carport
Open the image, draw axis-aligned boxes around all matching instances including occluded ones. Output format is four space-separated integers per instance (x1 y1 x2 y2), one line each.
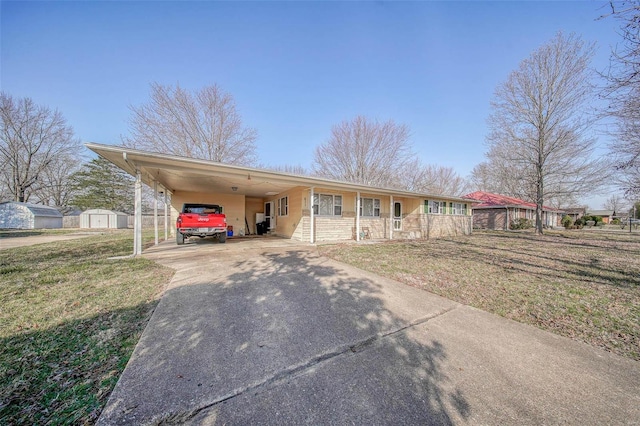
86 143 474 255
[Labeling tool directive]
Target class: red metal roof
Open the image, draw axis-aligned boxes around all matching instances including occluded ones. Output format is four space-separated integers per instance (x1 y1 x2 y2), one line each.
464 191 563 212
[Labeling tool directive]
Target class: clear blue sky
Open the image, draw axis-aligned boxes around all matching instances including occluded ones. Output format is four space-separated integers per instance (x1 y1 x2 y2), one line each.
0 1 622 206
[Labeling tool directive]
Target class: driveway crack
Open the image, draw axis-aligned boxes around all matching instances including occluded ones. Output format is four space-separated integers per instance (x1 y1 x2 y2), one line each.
154 305 457 425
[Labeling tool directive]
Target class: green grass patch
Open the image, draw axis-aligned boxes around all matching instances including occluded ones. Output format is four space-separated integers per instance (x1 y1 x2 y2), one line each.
319 230 640 361
0 230 174 425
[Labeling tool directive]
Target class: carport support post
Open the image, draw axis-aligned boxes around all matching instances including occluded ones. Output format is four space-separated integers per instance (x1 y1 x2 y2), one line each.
309 187 314 243
390 195 394 240
164 190 169 241
356 192 360 242
154 180 159 246
134 169 143 255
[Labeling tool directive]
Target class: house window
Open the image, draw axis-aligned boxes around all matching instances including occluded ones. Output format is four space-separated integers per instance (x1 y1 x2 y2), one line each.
426 200 445 214
451 203 467 215
278 196 288 216
313 194 342 216
359 198 380 217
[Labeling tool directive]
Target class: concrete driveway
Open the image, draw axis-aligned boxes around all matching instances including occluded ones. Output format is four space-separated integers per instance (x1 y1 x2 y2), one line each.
98 237 639 425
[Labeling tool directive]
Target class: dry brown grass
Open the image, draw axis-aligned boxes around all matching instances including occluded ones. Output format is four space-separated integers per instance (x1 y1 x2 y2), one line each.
319 230 640 361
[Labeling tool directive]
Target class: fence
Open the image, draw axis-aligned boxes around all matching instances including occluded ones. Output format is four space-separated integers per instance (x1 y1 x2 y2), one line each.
64 215 170 229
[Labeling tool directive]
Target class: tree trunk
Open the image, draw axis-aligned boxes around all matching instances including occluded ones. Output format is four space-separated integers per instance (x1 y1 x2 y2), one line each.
536 163 544 235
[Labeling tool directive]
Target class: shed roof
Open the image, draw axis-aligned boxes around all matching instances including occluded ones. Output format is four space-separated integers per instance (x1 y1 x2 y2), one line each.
82 208 129 216
0 201 63 217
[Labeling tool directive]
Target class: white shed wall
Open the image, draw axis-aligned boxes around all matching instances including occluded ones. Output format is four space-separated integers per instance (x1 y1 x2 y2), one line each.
80 209 129 229
0 202 63 229
0 204 34 229
34 216 63 229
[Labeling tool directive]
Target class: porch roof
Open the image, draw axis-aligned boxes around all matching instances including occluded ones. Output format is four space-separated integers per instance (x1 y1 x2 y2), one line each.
86 143 472 202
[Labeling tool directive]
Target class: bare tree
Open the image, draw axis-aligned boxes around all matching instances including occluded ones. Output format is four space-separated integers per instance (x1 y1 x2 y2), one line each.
31 153 82 211
403 160 469 196
602 193 628 212
125 83 258 165
485 32 608 233
469 160 538 202
263 164 309 176
601 1 640 196
312 116 412 187
0 93 80 203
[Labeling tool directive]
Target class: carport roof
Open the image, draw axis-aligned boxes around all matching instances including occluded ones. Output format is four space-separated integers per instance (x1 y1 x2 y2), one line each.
86 142 472 202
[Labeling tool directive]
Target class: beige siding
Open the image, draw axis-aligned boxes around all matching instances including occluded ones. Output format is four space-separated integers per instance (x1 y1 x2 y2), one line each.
172 191 245 234
314 217 354 241
423 214 472 238
389 213 472 239
273 187 304 239
359 217 388 239
169 188 473 241
245 197 264 235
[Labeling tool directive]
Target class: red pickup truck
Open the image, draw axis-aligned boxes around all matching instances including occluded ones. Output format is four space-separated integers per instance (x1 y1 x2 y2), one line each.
176 203 227 245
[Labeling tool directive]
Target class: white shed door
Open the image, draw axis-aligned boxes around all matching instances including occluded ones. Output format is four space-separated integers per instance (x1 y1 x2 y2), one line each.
90 214 109 228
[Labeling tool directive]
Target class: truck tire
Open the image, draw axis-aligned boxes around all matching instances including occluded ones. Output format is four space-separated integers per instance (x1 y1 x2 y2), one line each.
218 233 226 243
176 231 185 245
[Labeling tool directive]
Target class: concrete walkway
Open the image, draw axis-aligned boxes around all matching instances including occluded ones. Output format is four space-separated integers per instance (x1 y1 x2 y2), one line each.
98 237 639 425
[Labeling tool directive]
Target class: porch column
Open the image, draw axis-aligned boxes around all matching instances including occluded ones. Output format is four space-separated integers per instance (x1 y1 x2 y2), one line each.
153 180 159 245
356 192 361 242
134 169 142 256
309 187 314 243
390 195 394 240
506 207 509 231
164 190 169 241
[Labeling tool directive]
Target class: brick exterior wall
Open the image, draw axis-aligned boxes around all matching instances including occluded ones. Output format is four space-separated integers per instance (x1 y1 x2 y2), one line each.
472 209 507 230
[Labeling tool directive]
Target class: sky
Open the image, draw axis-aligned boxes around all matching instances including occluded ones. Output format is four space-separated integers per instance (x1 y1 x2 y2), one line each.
0 1 624 208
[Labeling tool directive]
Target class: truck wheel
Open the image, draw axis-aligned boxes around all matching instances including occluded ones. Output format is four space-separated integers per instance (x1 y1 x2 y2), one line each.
176 232 185 245
218 233 226 243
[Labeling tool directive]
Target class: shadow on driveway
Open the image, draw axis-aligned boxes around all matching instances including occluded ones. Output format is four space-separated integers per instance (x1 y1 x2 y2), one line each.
98 245 468 424
99 241 640 425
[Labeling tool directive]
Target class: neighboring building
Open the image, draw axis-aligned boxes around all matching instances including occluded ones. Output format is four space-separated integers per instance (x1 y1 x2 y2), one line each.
586 210 615 224
87 143 474 248
0 201 63 229
564 207 586 222
80 209 129 229
464 191 564 230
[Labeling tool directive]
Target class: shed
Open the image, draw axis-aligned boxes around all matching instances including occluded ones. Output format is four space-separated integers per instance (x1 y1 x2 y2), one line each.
80 209 129 229
0 201 63 229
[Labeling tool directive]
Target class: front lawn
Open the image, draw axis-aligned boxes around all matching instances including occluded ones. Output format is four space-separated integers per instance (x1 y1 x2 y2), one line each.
0 230 174 424
319 230 640 361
